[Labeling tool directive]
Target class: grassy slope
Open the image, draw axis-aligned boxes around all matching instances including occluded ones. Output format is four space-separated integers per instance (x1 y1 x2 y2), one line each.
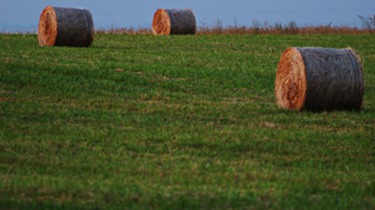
0 34 374 209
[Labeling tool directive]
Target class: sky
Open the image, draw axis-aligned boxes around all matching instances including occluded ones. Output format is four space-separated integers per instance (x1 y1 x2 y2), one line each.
0 0 374 32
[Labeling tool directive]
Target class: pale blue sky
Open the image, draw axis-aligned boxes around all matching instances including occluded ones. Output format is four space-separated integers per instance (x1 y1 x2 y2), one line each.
1 0 374 32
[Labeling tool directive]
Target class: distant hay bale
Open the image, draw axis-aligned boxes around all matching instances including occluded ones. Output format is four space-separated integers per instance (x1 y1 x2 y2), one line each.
275 47 364 111
152 9 196 35
38 6 94 47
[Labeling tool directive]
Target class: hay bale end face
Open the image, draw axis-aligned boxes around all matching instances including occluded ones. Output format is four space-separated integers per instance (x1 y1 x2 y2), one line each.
38 6 94 47
152 9 196 35
275 47 364 111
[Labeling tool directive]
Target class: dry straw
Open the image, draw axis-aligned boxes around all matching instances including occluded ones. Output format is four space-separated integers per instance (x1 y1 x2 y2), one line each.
152 9 196 35
275 47 364 111
38 6 94 47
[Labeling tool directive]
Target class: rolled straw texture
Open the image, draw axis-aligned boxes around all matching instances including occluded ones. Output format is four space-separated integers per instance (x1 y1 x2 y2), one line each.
38 6 94 47
152 9 196 35
275 47 364 111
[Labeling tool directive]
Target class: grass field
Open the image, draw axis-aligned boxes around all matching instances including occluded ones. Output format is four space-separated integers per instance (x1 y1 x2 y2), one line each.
1 34 374 209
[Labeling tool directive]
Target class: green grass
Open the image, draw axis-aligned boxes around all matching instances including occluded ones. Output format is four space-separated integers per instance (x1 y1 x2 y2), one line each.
0 34 374 209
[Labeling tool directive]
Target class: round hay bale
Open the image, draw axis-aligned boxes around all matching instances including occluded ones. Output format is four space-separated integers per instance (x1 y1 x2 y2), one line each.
152 9 196 35
38 6 94 47
275 47 364 111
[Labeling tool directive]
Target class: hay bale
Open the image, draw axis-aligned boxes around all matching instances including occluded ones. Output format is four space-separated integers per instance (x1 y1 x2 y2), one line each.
152 9 196 35
275 47 364 111
38 6 94 47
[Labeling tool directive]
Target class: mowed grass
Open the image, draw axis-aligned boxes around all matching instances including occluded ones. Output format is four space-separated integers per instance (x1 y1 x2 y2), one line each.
0 34 374 209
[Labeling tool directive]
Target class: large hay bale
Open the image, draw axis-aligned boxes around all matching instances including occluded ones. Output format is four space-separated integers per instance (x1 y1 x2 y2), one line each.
275 47 364 111
38 6 94 47
152 9 196 35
